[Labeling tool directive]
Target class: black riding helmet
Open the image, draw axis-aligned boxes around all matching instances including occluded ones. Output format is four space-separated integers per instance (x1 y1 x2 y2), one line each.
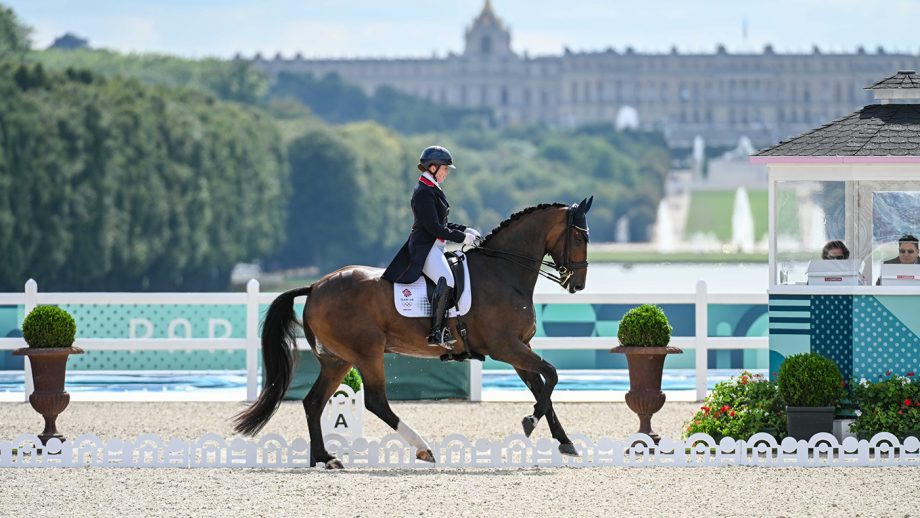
417 145 456 172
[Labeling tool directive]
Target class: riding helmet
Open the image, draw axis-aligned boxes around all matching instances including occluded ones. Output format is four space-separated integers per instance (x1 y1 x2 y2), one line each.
418 145 456 172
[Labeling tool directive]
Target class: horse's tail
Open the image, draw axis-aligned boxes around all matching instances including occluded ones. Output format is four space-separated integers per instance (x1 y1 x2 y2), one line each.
233 285 313 436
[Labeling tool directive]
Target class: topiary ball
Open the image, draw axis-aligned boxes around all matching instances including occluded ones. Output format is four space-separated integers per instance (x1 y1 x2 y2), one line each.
617 304 672 347
777 353 843 407
341 367 363 393
21 305 77 348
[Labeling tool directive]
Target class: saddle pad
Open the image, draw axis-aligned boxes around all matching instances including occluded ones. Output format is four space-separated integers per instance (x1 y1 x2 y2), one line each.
393 260 471 318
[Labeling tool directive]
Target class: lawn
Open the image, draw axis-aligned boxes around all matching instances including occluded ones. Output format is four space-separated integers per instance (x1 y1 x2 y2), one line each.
684 189 769 243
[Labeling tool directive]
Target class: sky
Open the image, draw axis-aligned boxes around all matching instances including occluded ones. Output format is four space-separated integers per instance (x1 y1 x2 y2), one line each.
6 0 920 59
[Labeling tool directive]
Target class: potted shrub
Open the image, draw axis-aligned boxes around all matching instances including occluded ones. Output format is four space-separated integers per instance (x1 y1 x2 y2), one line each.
777 352 842 440
13 305 83 444
683 371 786 441
611 304 682 443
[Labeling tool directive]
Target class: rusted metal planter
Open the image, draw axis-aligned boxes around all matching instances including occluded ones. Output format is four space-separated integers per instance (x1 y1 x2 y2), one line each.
13 347 84 444
611 346 683 444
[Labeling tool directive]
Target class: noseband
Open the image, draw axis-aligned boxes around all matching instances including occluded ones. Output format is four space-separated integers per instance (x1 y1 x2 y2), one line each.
474 207 589 289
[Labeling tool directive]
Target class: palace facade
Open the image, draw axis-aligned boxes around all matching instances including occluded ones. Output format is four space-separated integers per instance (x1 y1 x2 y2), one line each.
253 1 920 148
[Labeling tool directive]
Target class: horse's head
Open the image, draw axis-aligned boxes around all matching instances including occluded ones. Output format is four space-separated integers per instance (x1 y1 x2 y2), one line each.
547 196 593 293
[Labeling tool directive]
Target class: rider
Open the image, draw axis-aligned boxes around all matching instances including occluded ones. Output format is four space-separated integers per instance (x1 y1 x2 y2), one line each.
382 146 482 348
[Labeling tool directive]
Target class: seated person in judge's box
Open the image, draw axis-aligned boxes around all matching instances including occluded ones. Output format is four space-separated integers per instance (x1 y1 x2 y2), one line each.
875 234 920 285
884 234 920 265
822 240 850 260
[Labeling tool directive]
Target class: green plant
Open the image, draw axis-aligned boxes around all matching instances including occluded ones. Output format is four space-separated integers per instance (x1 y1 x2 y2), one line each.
341 367 362 393
616 304 672 347
21 306 76 348
849 372 920 440
683 371 786 440
777 353 843 407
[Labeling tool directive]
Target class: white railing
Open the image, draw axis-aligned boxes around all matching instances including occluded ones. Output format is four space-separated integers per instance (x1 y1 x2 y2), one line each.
0 279 768 402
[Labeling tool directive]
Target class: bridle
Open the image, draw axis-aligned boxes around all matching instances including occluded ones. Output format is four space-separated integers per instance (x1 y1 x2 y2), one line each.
471 207 589 289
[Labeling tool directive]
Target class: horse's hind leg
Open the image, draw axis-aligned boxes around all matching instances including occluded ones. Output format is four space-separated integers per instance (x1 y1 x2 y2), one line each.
356 355 436 463
514 368 578 456
303 355 352 468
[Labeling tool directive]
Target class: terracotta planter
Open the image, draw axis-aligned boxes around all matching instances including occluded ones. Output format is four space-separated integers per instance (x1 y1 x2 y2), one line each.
12 347 84 444
611 346 683 444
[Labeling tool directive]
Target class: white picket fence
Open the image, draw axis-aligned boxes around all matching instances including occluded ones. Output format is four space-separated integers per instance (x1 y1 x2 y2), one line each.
0 279 768 402
5 432 920 468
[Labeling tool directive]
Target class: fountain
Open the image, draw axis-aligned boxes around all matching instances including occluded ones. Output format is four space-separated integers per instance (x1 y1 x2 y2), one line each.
615 216 630 243
807 203 828 250
655 200 675 253
731 187 755 253
615 106 639 131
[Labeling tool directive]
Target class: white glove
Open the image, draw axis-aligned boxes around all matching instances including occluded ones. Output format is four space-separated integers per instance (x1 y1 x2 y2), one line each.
464 227 481 239
462 232 481 247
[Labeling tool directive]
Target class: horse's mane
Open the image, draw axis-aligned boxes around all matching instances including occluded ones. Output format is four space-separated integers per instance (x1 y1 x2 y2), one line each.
476 202 568 249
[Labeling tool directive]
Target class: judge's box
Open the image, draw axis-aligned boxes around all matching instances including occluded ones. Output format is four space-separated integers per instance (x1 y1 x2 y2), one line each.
806 259 861 286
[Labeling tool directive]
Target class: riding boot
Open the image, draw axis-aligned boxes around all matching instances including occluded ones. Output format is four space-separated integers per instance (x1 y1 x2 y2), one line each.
427 277 457 348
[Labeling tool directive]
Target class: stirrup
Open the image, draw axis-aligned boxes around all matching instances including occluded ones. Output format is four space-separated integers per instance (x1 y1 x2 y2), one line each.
427 328 456 349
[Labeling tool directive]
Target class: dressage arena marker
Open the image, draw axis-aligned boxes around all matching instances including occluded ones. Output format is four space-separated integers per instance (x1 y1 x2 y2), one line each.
2 432 919 468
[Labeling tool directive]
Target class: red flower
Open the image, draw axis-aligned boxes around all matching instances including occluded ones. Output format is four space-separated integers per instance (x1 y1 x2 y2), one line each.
899 410 904 415
730 411 736 417
701 406 710 414
721 405 730 412
886 370 893 376
740 376 748 385
908 372 916 377
906 399 913 407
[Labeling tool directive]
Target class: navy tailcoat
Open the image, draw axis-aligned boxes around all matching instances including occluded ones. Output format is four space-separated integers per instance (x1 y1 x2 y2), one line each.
382 177 467 283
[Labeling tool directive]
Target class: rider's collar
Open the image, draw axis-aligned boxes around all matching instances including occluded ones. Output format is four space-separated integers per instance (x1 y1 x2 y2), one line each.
420 172 442 190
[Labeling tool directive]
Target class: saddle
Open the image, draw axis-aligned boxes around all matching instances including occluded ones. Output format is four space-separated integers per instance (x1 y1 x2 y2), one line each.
391 251 484 362
392 251 472 318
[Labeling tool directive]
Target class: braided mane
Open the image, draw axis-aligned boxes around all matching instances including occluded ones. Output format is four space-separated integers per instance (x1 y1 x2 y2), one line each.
476 202 568 248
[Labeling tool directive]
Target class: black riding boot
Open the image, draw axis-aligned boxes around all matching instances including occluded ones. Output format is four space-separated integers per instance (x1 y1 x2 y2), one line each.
427 277 456 348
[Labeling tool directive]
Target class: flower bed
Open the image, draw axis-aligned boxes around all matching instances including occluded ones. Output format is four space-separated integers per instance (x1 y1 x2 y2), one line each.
849 372 920 441
683 371 786 440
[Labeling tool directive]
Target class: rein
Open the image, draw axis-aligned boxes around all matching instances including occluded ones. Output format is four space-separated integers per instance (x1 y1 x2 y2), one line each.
468 209 589 289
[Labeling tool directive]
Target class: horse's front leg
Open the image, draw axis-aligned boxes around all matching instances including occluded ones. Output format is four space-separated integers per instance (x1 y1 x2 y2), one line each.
514 367 578 457
489 341 558 438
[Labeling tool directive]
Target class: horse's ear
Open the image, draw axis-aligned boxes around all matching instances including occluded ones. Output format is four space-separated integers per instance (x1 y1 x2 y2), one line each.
575 197 587 213
584 196 593 213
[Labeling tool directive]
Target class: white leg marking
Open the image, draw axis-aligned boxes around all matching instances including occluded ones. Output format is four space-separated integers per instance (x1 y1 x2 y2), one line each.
397 421 431 451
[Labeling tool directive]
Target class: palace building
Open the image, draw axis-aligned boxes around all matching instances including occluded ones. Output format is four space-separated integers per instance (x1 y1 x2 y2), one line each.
253 1 920 149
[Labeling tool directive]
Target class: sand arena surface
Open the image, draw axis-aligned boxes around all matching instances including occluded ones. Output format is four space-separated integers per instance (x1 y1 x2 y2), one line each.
1 400 919 517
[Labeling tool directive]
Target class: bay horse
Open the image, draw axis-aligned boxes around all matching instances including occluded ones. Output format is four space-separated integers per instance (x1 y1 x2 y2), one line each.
234 197 593 468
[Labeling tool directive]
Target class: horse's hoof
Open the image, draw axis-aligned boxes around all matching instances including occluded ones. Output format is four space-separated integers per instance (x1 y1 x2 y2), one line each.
416 449 436 463
559 443 579 457
522 415 539 437
324 458 344 469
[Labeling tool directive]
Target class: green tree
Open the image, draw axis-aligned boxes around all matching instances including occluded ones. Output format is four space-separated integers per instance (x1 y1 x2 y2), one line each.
0 64 287 291
0 4 30 58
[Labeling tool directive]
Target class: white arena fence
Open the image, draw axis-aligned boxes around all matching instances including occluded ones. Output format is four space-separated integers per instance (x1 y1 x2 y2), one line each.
0 279 767 402
3 432 919 469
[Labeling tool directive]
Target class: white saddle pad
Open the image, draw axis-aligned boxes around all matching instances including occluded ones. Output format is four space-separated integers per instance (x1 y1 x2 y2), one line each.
393 259 471 318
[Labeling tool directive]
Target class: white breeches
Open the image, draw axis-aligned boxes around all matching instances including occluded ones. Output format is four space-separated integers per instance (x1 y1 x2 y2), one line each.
422 241 454 287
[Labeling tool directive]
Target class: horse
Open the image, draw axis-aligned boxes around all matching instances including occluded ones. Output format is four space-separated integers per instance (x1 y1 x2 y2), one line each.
234 197 593 468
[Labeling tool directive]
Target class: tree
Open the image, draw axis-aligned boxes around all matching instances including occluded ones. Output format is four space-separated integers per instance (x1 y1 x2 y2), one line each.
0 4 31 58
